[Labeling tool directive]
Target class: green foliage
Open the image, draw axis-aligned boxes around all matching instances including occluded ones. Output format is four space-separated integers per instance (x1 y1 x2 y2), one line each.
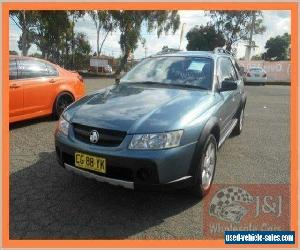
264 33 290 61
11 10 91 69
73 33 92 70
88 11 116 56
10 10 38 56
186 25 225 51
110 10 180 74
10 10 180 72
28 52 43 59
251 54 263 60
32 11 71 64
207 11 266 51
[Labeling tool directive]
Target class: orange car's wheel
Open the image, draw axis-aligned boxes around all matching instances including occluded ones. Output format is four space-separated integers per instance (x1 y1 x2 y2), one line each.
53 92 74 119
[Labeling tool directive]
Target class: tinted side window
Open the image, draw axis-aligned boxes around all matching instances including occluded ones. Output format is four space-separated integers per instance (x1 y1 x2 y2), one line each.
219 57 238 81
19 59 49 79
46 63 58 77
9 59 18 80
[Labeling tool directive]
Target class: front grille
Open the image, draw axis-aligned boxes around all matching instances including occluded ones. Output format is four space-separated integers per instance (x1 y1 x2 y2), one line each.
73 123 126 147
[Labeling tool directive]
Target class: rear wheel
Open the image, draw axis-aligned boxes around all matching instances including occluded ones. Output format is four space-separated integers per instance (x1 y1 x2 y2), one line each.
53 93 74 119
190 134 217 198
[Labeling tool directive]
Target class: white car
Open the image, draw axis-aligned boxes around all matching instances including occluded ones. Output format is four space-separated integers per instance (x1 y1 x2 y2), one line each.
244 67 267 85
104 64 113 73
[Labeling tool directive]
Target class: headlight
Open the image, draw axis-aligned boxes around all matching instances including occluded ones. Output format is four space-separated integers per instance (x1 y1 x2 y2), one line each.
129 130 183 150
57 116 70 136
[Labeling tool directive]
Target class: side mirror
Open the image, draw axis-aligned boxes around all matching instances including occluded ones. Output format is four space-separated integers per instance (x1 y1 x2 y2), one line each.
220 80 238 91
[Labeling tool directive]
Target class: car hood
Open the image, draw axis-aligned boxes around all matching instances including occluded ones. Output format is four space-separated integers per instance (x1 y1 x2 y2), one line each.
68 83 219 133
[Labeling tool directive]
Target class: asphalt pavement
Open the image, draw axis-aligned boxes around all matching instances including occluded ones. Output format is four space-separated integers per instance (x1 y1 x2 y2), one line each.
9 78 290 239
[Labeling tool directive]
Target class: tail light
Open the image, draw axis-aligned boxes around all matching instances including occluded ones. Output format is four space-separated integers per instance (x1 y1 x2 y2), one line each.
262 73 267 77
247 73 251 77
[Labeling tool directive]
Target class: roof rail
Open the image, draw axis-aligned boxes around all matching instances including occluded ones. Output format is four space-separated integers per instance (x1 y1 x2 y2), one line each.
156 48 182 55
213 47 232 55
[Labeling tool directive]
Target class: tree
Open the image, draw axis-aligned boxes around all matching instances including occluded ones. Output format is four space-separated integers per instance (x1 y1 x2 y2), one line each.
73 32 92 69
75 33 91 55
264 33 290 61
88 11 115 56
9 11 38 56
207 11 266 51
33 11 71 64
186 25 225 51
67 11 85 67
111 10 180 74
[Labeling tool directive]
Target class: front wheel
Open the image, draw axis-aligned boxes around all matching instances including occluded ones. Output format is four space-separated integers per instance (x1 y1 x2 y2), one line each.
190 134 217 198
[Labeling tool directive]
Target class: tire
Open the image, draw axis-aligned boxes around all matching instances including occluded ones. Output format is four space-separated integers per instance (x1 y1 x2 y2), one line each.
53 92 74 119
232 106 245 135
190 134 217 198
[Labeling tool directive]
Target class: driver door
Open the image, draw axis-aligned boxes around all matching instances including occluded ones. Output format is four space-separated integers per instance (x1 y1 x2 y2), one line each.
217 57 239 134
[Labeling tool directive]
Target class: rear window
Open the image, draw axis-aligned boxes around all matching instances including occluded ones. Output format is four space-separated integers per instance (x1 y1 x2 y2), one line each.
46 63 58 77
19 59 49 79
18 59 58 79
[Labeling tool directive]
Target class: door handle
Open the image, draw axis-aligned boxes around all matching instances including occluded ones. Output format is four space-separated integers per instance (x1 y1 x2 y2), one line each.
49 79 56 83
10 84 21 89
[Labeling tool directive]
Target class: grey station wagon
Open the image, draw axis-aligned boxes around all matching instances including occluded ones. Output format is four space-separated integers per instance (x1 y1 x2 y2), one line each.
55 48 246 197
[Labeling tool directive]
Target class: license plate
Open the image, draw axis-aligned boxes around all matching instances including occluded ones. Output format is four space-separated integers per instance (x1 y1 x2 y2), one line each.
255 74 260 77
75 152 106 173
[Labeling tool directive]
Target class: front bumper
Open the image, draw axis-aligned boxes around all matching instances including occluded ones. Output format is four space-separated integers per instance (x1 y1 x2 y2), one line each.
55 129 197 190
245 77 267 83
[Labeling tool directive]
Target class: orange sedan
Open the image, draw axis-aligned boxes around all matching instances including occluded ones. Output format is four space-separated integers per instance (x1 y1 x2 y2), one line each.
9 56 85 123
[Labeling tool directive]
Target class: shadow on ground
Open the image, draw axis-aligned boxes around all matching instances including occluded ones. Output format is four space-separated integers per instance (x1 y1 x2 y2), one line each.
10 151 201 239
9 116 54 130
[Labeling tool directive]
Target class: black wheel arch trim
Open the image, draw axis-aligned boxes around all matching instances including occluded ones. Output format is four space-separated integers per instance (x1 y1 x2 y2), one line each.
187 116 220 184
241 92 247 108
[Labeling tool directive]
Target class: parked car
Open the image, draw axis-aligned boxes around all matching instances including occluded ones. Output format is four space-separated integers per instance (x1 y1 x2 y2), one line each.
9 56 85 123
88 64 113 74
244 67 267 85
104 64 113 73
55 49 246 197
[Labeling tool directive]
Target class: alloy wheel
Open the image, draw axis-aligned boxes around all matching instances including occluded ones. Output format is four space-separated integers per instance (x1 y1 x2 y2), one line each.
201 142 216 190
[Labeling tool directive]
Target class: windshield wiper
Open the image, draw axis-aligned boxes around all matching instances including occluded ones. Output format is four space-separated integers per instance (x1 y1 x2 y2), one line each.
127 81 166 85
170 83 209 90
122 81 209 90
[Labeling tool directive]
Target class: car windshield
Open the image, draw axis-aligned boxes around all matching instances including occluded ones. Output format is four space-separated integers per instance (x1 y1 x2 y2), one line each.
121 56 213 90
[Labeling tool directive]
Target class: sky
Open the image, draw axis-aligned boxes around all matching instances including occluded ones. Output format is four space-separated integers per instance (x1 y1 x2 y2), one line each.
9 10 291 60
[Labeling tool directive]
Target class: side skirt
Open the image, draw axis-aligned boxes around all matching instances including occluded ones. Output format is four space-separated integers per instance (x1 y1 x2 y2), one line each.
218 118 238 148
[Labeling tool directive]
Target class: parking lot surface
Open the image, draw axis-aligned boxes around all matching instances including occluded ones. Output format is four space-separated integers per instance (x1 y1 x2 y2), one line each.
10 78 290 239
